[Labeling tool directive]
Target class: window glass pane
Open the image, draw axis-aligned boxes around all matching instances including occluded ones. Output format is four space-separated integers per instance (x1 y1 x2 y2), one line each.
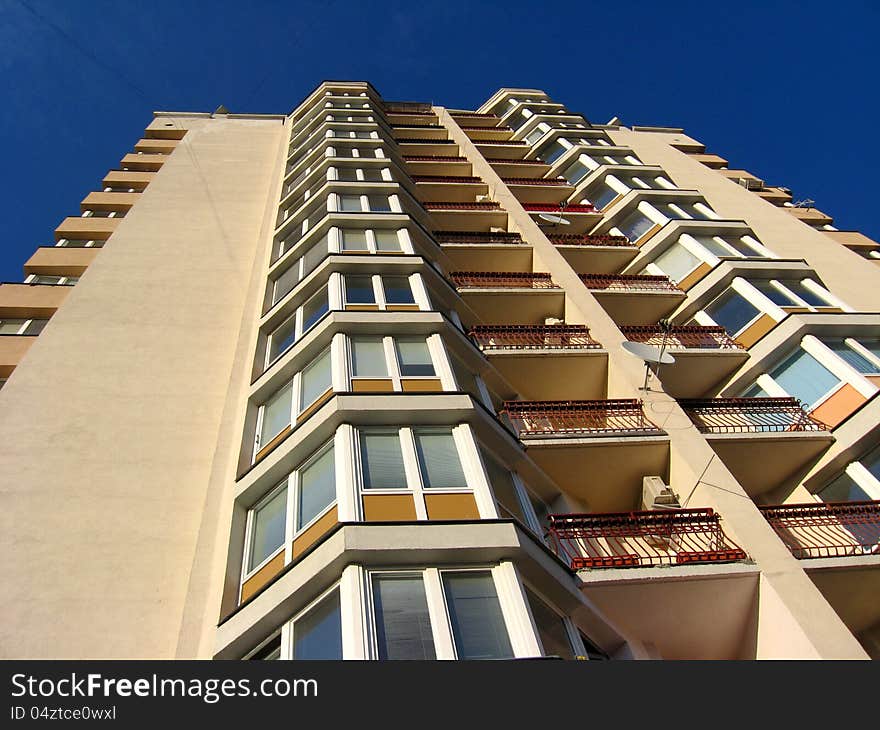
360 431 407 489
616 209 653 241
300 349 332 411
335 167 359 182
414 430 467 489
770 348 840 408
0 319 26 334
23 320 47 336
395 338 435 377
341 228 369 251
297 447 335 529
293 590 342 660
538 141 566 163
269 313 298 362
484 454 525 523
260 381 292 445
374 230 402 251
654 243 702 283
351 336 388 377
525 589 575 659
273 261 301 304
586 182 619 210
383 276 415 304
863 444 880 482
787 280 830 307
302 286 329 333
249 487 286 571
753 280 794 306
442 572 513 659
741 382 770 398
248 637 281 660
704 288 760 334
819 471 871 502
372 575 436 660
301 235 328 278
562 160 589 185
339 194 362 212
692 235 735 258
367 195 392 212
825 340 879 374
346 275 376 304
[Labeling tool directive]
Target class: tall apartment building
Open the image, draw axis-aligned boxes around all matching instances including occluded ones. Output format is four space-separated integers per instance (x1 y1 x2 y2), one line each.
1 81 879 660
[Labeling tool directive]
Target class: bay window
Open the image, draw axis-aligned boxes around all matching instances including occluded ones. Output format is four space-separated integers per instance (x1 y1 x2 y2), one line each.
703 287 761 336
343 274 417 310
266 285 329 366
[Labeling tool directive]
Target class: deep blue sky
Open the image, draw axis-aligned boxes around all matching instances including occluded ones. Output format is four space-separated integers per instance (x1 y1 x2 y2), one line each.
1 0 877 281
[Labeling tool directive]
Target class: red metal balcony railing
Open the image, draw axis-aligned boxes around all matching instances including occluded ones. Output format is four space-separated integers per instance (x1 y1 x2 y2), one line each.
547 509 747 569
485 157 548 165
461 125 513 132
476 140 528 145
384 102 433 114
411 175 483 184
502 177 571 186
678 397 829 433
434 231 523 245
403 156 467 162
392 124 444 130
579 273 682 292
449 271 558 289
470 324 602 350
524 203 598 214
500 399 661 437
424 201 501 211
621 325 743 350
397 138 456 145
549 233 634 247
760 501 880 559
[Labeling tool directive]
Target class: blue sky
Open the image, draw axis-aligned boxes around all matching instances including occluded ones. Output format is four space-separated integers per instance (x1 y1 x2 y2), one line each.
1 0 877 281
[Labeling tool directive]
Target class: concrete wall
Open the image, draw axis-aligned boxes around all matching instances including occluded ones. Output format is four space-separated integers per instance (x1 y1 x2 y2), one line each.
0 114 285 658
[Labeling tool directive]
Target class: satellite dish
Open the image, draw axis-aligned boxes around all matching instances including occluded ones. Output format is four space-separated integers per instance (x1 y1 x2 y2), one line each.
622 341 675 365
622 341 675 391
538 213 570 225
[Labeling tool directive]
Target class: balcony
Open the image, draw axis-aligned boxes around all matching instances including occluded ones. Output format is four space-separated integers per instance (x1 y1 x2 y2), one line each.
0 334 38 377
755 187 793 205
435 230 531 271
524 203 600 234
760 501 880 560
547 508 747 569
500 399 669 511
120 153 166 172
784 206 833 227
101 170 154 191
548 233 638 274
80 192 139 213
579 274 685 326
474 139 529 160
459 125 513 142
24 247 99 277
402 155 471 176
423 201 507 231
391 124 447 141
486 158 550 179
395 138 458 156
762 500 880 657
501 177 571 204
449 271 564 324
470 324 607 400
54 216 120 242
133 138 178 154
620 325 748 398
678 397 833 497
0 283 71 319
411 175 488 202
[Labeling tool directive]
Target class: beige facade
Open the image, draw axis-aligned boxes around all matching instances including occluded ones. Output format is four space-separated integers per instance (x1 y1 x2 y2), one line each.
1 82 878 660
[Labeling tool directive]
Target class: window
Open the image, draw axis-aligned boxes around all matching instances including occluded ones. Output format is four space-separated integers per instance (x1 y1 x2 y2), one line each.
300 348 333 413
344 275 376 305
272 233 329 304
359 431 407 489
484 453 526 523
28 275 78 285
785 280 831 307
585 181 619 210
337 194 393 212
562 159 590 185
383 275 415 305
704 288 761 335
819 471 872 503
247 485 287 572
371 574 436 660
414 429 467 488
395 338 435 377
351 337 388 377
341 228 369 251
525 588 576 659
615 208 654 242
374 230 402 251
368 568 515 660
292 589 343 660
244 442 336 578
769 348 840 408
0 319 47 335
652 242 703 283
339 194 362 212
266 285 329 365
340 228 403 253
258 381 294 449
441 571 513 659
536 140 567 164
825 339 880 374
